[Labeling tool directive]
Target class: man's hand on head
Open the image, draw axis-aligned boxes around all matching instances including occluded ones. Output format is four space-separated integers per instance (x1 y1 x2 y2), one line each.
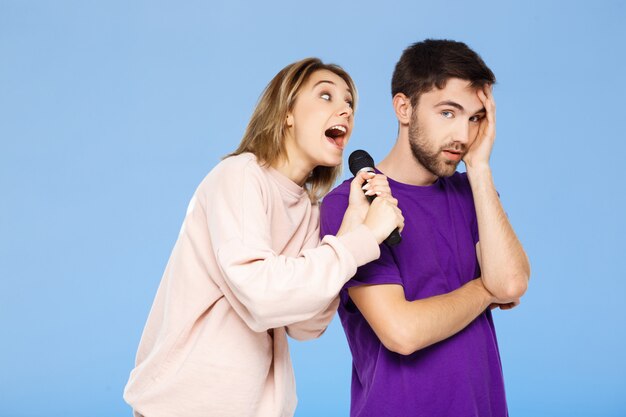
463 84 496 171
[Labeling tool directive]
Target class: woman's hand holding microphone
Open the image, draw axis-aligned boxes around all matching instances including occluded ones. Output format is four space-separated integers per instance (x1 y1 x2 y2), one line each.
338 171 404 245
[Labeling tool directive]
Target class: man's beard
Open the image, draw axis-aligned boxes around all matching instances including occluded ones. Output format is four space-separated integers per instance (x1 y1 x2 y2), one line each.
408 114 465 178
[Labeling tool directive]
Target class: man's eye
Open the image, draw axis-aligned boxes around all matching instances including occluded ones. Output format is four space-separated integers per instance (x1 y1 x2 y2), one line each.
442 111 454 118
321 93 331 101
469 115 483 123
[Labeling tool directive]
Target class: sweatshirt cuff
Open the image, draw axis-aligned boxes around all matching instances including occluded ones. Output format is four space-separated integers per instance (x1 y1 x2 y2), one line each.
333 224 380 267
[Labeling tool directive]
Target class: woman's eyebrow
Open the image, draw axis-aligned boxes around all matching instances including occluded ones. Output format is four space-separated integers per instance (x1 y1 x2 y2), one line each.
313 80 352 94
313 80 336 88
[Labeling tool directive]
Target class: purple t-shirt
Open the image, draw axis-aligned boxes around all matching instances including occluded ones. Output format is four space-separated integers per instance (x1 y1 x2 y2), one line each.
320 172 508 417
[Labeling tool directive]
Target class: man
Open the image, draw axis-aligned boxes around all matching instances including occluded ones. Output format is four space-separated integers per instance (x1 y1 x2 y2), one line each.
320 39 530 417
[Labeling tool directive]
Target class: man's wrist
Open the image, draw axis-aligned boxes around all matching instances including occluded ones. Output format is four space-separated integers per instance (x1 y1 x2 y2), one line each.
465 161 491 176
469 278 495 308
465 162 493 187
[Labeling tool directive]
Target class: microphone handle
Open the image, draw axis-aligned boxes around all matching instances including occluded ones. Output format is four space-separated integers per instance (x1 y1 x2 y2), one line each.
384 227 402 247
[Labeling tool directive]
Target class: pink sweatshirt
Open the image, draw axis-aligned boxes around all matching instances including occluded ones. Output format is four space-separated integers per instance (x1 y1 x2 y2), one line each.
124 153 380 417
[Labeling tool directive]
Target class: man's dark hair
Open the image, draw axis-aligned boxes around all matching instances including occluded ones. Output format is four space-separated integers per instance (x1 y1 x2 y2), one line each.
391 39 496 106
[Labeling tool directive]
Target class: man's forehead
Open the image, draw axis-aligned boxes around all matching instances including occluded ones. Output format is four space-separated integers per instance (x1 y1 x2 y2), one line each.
421 78 484 112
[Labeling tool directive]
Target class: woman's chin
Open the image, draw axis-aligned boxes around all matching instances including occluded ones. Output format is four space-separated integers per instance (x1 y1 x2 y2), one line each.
311 157 339 169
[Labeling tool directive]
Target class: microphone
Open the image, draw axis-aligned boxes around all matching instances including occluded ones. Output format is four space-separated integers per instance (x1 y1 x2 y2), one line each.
348 150 402 247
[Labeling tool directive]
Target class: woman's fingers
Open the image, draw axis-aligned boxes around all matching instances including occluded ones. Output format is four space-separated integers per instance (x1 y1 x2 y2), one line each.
348 171 376 205
362 174 392 197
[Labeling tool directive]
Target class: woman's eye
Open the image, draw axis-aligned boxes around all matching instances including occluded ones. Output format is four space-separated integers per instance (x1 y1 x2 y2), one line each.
346 99 354 108
442 111 453 119
320 93 331 101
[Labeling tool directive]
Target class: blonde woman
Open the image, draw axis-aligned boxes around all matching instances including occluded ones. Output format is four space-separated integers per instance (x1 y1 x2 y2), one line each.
123 58 404 417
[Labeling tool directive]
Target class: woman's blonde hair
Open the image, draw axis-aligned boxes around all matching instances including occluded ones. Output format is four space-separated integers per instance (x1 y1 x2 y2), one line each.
228 57 357 204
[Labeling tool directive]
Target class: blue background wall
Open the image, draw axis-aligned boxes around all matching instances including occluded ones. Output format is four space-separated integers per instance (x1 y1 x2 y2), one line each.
1 1 625 416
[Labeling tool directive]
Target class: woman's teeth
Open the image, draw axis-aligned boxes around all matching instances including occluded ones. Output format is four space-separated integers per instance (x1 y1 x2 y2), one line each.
325 125 347 138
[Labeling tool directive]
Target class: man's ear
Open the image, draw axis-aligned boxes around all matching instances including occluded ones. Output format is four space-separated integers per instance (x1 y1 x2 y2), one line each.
392 93 413 125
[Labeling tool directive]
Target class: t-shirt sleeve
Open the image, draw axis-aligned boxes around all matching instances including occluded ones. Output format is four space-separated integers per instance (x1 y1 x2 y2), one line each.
347 244 403 288
471 203 479 245
320 189 404 290
458 172 480 245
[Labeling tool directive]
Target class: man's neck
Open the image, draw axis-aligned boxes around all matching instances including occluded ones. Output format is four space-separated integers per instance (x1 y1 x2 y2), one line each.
378 135 439 186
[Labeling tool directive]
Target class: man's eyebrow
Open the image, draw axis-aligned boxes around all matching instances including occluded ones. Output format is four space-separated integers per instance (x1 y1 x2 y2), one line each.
435 100 486 115
435 100 465 111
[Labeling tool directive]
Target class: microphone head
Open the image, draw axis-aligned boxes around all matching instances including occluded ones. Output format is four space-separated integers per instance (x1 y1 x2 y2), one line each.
348 150 375 176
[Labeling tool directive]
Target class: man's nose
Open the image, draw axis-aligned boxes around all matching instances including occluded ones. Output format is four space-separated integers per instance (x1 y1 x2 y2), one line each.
453 120 470 144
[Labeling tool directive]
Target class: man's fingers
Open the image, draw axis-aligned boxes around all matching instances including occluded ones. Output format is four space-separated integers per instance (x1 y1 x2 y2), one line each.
484 85 496 119
478 88 487 103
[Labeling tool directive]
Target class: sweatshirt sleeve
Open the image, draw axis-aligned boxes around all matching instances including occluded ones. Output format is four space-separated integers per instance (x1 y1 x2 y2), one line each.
205 161 380 333
285 297 340 341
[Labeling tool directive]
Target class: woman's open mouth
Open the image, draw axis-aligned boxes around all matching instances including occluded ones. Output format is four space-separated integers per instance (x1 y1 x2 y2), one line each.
324 125 348 149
